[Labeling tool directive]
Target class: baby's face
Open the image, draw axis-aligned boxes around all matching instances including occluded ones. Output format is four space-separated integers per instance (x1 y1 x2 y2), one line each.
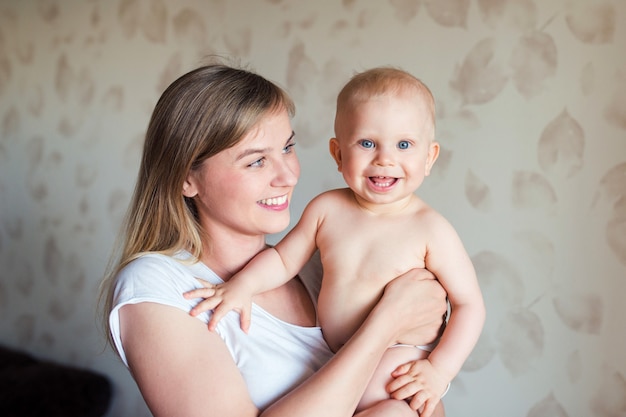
330 93 439 207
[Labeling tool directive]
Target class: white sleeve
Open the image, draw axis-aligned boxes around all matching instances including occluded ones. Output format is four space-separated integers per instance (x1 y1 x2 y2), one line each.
108 254 214 365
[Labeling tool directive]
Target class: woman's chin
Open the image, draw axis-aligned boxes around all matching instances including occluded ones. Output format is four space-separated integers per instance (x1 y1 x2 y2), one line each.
263 217 291 235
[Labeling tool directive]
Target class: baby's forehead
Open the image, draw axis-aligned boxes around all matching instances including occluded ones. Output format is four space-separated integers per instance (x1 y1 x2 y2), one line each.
342 89 435 120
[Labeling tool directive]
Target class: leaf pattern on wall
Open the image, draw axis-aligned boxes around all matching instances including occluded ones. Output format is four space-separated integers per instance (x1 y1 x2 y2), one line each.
566 350 582 383
527 393 569 417
580 62 594 96
102 86 124 113
44 236 62 285
118 0 140 38
510 30 557 99
537 109 585 178
590 370 626 417
286 41 318 98
473 250 524 309
2 106 18 139
55 55 95 106
593 163 626 208
513 229 555 278
389 0 420 24
496 308 544 376
592 163 626 265
0 38 11 98
173 8 208 47
565 2 615 44
14 314 35 345
425 0 470 28
462 329 495 371
0 2 624 416
0 280 6 317
552 291 603 334
37 1 59 23
142 0 167 43
450 37 508 105
512 171 557 212
607 196 626 266
465 169 491 211
476 0 537 31
224 27 252 57
107 188 129 230
603 81 626 130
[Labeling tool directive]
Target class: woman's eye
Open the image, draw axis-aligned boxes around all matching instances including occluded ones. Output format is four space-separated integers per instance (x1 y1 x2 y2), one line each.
398 140 411 150
359 139 374 149
283 142 296 154
249 158 265 167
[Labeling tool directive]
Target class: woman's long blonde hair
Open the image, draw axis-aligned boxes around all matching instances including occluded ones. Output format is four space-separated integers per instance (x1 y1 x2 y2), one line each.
98 63 294 346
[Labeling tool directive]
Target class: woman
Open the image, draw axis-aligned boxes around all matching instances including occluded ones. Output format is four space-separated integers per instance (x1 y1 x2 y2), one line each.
99 63 448 417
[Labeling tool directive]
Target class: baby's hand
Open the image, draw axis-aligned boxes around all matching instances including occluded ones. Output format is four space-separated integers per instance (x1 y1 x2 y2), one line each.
387 358 449 417
183 278 254 333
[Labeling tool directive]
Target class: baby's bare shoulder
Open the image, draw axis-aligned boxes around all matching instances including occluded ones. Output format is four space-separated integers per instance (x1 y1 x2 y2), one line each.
413 202 455 231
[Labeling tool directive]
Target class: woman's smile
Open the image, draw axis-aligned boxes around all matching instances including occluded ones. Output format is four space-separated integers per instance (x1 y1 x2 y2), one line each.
258 194 289 210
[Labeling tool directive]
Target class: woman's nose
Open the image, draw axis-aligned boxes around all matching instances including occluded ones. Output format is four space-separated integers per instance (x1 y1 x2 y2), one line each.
274 159 300 187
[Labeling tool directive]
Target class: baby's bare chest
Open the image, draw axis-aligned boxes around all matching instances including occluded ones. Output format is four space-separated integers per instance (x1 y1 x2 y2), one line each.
317 214 428 285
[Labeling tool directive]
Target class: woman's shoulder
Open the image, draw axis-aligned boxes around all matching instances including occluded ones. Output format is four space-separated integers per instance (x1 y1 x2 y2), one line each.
114 252 220 304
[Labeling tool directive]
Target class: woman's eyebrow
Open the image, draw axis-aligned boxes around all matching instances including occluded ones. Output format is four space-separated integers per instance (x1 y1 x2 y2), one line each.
235 147 269 161
235 131 296 161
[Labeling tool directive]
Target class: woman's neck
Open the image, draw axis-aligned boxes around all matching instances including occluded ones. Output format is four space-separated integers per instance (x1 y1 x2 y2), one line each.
199 230 268 281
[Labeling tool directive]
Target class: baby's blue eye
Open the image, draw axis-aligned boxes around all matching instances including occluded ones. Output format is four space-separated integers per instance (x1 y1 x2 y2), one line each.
398 140 410 150
359 139 374 149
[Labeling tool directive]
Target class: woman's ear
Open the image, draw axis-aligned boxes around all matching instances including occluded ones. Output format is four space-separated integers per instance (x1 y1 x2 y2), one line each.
425 141 440 176
182 174 198 198
329 138 343 172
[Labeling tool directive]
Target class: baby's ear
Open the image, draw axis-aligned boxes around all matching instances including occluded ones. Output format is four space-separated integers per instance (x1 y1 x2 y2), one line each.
425 141 440 176
329 138 343 172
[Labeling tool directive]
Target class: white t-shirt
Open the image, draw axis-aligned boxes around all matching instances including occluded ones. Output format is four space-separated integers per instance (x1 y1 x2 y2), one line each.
109 250 334 410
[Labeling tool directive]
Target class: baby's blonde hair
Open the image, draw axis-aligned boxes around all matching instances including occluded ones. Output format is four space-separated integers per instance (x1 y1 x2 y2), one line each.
335 67 435 138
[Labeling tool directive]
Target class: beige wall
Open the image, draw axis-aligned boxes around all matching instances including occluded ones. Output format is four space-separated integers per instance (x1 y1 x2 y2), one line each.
1 0 625 416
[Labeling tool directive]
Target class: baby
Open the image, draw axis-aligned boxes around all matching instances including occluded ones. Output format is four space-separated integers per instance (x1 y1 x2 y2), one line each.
186 67 485 416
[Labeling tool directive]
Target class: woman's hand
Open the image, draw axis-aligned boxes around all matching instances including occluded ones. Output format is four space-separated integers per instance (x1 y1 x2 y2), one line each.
375 268 447 347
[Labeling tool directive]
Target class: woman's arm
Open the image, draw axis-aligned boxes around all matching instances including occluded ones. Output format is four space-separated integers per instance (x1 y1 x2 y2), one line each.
263 268 447 417
119 269 447 417
119 302 258 417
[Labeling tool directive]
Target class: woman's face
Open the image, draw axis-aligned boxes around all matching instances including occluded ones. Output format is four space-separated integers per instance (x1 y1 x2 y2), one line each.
184 108 300 239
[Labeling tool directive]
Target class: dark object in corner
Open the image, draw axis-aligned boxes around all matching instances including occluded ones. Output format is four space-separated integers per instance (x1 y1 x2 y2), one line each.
0 344 112 417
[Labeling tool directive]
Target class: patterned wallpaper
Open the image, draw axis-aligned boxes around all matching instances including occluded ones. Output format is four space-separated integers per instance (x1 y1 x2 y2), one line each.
0 1 624 416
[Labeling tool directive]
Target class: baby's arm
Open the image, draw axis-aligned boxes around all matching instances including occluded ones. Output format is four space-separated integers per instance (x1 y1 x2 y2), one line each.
184 194 326 331
390 211 485 416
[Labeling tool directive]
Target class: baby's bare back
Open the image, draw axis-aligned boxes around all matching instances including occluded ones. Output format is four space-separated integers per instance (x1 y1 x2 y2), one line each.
315 190 434 352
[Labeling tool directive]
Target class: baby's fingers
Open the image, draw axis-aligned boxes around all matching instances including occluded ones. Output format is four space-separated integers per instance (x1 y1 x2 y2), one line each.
189 296 223 317
387 374 418 399
208 303 232 331
415 397 438 417
183 287 216 300
240 305 252 334
407 390 429 414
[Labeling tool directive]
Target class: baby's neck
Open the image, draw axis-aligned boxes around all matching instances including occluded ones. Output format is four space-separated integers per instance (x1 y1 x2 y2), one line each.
352 191 420 216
